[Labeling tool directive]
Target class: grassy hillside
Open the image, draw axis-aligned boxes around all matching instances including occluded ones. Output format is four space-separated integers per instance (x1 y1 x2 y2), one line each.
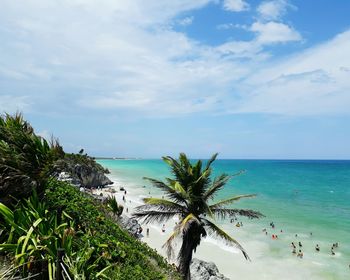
0 113 180 279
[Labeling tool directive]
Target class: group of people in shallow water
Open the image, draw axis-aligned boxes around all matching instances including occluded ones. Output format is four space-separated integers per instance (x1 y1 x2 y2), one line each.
263 221 340 259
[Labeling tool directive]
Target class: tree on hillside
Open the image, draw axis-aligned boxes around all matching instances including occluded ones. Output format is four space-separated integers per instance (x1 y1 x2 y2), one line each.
0 113 64 204
133 153 263 280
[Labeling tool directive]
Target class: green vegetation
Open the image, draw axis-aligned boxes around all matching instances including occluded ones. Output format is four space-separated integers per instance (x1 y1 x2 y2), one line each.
133 153 263 280
0 113 64 204
0 191 74 279
0 113 180 279
44 180 179 279
106 196 124 217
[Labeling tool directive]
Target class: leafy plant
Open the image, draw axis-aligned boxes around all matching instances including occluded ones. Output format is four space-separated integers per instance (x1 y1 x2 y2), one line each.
106 196 124 217
0 191 74 279
0 113 64 205
45 180 180 279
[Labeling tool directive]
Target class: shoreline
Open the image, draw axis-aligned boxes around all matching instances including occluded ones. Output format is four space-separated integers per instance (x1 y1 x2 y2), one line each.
94 172 350 280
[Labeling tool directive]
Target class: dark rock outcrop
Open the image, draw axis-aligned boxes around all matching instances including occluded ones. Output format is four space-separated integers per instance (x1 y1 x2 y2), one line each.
190 258 230 280
119 216 143 238
54 156 113 189
72 163 112 188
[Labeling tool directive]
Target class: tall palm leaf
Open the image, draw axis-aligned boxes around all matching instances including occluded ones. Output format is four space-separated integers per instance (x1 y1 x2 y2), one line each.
133 153 263 280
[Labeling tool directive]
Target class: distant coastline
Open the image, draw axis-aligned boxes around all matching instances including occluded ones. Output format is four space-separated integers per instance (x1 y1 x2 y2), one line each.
95 157 143 160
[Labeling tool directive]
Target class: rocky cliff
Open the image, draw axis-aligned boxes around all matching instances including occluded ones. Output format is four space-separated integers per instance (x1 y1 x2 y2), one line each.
190 258 230 280
54 154 113 188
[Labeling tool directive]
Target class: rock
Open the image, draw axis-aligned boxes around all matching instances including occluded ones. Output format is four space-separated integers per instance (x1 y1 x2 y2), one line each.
73 164 113 188
190 258 230 280
119 216 142 238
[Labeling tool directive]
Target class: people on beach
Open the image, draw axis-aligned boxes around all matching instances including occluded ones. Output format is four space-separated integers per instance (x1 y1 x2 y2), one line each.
292 248 296 254
315 244 320 252
162 224 165 233
297 250 303 258
298 241 302 248
146 228 149 237
331 248 335 255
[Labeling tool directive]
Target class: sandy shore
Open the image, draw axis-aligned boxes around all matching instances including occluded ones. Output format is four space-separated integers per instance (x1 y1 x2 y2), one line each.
92 177 348 280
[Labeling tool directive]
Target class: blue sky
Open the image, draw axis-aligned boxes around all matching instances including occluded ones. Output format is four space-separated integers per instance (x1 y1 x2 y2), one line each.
1 0 350 159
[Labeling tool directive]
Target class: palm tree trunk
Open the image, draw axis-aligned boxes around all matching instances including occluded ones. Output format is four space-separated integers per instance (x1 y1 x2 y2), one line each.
178 232 195 280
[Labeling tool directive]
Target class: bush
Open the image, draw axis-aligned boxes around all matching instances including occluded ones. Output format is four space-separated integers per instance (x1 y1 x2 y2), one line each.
45 180 180 279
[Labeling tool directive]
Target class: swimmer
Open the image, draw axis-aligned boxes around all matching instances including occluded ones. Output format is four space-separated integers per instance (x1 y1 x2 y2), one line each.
297 250 303 258
162 224 165 233
299 241 302 247
331 249 335 256
292 248 296 254
315 244 320 252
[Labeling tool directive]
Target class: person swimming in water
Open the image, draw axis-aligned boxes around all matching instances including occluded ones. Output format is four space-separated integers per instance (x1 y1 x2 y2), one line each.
315 244 320 252
297 250 303 258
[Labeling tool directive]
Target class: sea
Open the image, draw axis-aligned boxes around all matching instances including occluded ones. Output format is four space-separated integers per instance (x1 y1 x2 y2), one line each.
97 159 350 280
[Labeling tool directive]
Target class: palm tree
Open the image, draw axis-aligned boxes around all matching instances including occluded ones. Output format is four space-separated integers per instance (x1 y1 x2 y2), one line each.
133 153 263 280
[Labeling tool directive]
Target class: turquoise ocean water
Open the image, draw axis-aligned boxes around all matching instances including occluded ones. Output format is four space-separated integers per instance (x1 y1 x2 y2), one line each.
98 159 350 279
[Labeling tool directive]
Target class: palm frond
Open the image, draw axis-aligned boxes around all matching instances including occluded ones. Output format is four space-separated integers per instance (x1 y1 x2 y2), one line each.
132 209 180 224
210 194 257 208
143 177 188 204
142 198 186 212
202 218 250 261
162 224 182 260
205 153 218 170
204 170 245 201
204 174 230 200
210 208 264 220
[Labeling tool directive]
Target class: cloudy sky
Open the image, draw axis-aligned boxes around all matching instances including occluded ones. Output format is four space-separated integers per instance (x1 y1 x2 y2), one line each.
1 0 349 159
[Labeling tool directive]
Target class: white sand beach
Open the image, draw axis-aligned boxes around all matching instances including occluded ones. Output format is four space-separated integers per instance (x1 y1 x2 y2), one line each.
92 175 348 280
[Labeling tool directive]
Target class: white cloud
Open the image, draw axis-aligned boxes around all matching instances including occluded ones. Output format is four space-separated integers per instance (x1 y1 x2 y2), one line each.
231 30 350 115
0 0 348 120
37 130 51 140
216 23 248 30
251 21 302 44
0 95 31 113
223 0 250 12
177 16 194 26
257 0 295 20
